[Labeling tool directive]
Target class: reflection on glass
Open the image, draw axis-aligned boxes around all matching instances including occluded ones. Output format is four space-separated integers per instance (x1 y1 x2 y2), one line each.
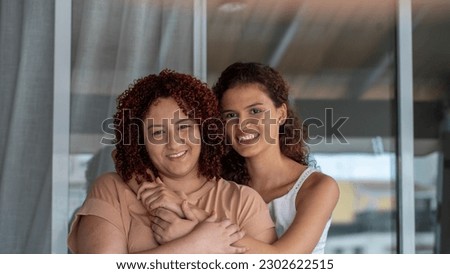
413 153 440 253
412 0 449 253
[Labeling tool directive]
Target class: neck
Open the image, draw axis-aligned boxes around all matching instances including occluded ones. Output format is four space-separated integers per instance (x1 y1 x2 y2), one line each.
159 173 207 195
246 148 298 190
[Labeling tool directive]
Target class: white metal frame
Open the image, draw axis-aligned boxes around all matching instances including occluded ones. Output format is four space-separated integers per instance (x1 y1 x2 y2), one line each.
52 0 72 254
396 0 416 253
193 0 207 82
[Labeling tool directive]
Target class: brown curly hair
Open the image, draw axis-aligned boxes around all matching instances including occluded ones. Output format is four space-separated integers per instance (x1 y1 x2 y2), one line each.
212 62 311 185
114 69 224 184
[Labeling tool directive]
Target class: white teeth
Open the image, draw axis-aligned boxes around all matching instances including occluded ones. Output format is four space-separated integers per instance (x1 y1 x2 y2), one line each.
167 151 186 158
238 134 257 142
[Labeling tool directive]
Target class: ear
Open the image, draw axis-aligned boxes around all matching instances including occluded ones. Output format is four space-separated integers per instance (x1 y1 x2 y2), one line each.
277 103 288 125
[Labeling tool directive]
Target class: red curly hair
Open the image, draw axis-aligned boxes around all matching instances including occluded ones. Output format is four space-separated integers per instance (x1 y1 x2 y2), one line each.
113 69 224 184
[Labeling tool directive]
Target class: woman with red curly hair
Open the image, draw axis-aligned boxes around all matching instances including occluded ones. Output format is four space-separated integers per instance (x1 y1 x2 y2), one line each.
67 69 276 253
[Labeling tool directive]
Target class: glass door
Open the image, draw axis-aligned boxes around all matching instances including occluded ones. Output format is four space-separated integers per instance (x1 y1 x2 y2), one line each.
207 0 398 253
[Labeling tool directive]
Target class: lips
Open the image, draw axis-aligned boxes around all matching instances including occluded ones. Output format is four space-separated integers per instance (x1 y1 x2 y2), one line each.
166 150 187 159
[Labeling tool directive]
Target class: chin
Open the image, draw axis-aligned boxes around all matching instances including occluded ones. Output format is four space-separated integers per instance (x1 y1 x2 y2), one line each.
233 146 260 158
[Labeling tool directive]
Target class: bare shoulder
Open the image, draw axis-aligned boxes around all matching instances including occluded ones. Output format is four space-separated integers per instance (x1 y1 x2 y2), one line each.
311 172 339 191
297 171 340 206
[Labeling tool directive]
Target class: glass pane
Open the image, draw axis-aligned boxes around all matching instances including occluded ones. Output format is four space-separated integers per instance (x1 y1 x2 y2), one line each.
69 0 195 228
207 0 398 253
412 0 450 253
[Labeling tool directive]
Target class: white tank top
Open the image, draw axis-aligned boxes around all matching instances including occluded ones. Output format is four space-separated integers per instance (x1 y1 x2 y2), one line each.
268 167 331 254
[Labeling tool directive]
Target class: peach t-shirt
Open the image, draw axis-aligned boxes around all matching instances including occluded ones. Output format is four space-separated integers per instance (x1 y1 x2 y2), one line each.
67 172 274 253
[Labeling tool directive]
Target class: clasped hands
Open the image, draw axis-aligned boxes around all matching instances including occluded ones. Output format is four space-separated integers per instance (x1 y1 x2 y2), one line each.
136 178 247 253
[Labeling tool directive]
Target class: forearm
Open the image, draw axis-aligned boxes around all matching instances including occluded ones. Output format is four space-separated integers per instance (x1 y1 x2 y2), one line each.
133 235 206 254
234 237 312 254
134 222 222 254
233 236 276 254
233 229 316 254
232 229 279 254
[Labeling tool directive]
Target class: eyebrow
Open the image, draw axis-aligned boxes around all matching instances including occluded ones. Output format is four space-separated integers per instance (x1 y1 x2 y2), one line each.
222 102 264 113
147 118 195 130
176 118 195 124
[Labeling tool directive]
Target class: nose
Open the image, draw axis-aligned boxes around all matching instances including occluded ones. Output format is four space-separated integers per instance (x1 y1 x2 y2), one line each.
166 129 183 150
227 115 257 136
239 115 259 132
225 116 244 135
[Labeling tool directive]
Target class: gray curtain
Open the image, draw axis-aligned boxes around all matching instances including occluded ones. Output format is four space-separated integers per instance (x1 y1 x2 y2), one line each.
0 0 54 253
0 0 194 253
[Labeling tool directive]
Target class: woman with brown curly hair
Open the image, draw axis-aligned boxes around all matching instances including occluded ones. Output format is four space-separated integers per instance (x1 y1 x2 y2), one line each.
212 62 340 253
67 69 276 253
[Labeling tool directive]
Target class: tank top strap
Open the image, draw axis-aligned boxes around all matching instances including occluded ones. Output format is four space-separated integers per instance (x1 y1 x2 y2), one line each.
290 166 317 196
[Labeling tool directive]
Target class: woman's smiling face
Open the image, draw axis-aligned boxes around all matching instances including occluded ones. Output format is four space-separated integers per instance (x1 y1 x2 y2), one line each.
143 97 201 181
220 83 286 158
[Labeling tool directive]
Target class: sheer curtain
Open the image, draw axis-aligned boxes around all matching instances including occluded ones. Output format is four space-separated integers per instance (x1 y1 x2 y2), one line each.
0 0 195 253
0 0 54 253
